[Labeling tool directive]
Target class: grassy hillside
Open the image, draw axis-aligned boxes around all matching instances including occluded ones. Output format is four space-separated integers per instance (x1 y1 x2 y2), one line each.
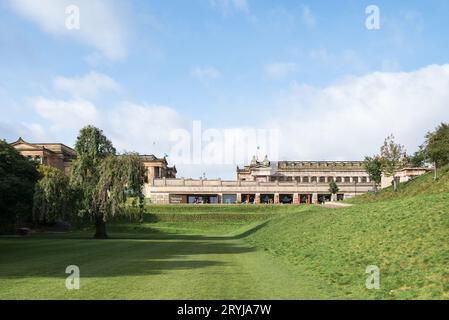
349 165 449 203
245 169 449 299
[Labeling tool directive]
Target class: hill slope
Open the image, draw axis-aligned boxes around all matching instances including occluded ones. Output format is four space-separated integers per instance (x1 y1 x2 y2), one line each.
245 168 449 299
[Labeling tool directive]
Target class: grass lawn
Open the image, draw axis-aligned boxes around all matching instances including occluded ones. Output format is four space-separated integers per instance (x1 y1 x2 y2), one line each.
1 169 447 300
0 205 339 300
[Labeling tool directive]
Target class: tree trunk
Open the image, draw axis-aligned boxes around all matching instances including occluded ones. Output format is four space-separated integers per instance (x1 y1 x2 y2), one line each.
94 217 108 239
393 177 398 192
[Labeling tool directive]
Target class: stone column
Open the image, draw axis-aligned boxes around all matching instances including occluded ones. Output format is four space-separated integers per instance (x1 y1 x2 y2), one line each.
255 193 261 204
274 193 280 204
236 193 242 204
313 193 318 205
293 193 299 205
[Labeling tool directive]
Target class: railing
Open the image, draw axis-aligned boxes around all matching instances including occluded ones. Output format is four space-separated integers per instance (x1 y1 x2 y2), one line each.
152 178 372 187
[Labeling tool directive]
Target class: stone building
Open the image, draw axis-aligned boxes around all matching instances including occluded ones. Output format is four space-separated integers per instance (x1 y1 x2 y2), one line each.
140 155 177 183
10 137 76 174
10 138 430 205
237 155 371 184
10 138 177 182
145 156 375 204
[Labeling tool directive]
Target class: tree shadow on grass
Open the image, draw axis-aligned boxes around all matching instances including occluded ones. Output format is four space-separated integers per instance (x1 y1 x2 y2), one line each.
0 237 257 279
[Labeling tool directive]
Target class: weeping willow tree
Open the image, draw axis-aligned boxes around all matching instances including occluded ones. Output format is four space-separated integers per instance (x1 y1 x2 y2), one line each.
70 126 145 239
33 165 75 224
93 153 145 238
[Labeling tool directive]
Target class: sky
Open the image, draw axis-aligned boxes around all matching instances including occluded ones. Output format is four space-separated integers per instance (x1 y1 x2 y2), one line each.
1 0 449 179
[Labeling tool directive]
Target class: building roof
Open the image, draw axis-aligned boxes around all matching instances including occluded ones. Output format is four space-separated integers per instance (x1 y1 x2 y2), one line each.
139 154 168 164
10 137 76 157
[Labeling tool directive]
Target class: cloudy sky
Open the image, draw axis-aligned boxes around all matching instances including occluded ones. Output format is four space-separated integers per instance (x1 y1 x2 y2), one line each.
1 0 449 179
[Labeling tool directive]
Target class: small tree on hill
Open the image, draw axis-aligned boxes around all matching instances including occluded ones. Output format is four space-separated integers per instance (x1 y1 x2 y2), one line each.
379 134 407 192
328 180 339 201
425 123 449 179
363 156 382 191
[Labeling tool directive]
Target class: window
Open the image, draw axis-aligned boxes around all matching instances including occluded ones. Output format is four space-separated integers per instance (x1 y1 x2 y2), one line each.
336 177 342 183
311 176 317 182
295 177 302 183
344 177 351 183
319 176 326 183
361 177 367 183
328 177 334 182
303 177 309 183
353 177 359 183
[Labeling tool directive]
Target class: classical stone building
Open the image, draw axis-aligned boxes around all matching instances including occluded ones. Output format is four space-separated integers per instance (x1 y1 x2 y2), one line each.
10 138 430 205
140 155 177 183
237 155 370 184
10 138 177 182
10 137 76 174
145 156 375 204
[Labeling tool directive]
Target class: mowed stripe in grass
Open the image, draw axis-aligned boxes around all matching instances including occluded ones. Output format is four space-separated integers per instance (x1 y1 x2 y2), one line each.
0 209 337 299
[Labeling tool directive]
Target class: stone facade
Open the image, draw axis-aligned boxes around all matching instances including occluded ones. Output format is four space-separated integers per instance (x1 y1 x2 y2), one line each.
237 156 371 184
140 155 177 184
10 139 430 205
10 138 176 181
10 137 76 174
145 156 376 204
380 167 432 189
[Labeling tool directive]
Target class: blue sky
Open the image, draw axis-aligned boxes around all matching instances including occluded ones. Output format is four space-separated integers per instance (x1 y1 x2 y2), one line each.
1 0 449 179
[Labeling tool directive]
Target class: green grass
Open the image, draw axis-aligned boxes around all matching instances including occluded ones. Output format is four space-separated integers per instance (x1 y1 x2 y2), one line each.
1 205 338 300
348 165 449 204
246 170 449 300
1 171 447 300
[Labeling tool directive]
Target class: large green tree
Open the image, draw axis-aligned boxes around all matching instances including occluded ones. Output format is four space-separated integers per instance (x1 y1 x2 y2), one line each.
363 156 382 191
379 134 407 191
70 126 145 238
425 123 449 168
0 140 39 233
33 165 75 224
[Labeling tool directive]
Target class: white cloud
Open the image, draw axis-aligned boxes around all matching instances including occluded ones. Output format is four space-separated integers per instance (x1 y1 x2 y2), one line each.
105 102 188 155
53 71 122 99
32 97 98 130
191 66 222 83
267 64 449 161
8 0 128 60
210 0 249 15
300 5 316 29
265 62 297 79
